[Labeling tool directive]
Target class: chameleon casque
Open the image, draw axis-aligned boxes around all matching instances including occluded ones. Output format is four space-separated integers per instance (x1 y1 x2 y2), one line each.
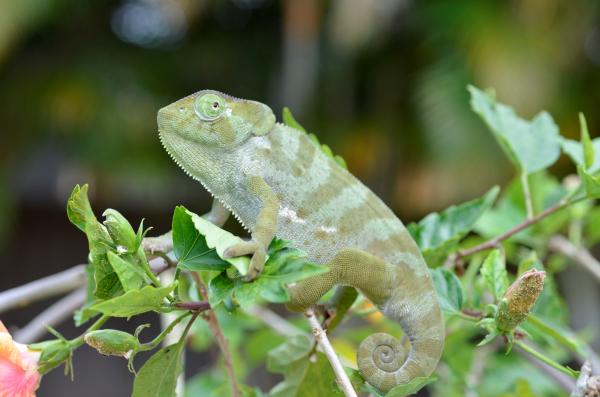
157 90 444 392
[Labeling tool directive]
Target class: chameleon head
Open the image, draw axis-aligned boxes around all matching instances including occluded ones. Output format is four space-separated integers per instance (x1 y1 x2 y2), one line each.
158 90 275 149
157 89 275 187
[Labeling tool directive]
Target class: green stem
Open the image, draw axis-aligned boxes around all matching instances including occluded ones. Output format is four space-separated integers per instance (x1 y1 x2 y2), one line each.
521 172 534 219
515 341 579 378
143 261 175 303
527 314 587 356
178 311 200 344
140 311 191 351
144 264 164 289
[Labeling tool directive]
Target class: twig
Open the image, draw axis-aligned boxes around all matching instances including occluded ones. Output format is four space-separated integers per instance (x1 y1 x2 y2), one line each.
305 307 357 397
174 301 211 312
0 258 170 314
457 200 569 259
14 289 86 344
245 305 307 337
0 265 86 313
548 235 600 284
191 272 240 397
571 361 593 397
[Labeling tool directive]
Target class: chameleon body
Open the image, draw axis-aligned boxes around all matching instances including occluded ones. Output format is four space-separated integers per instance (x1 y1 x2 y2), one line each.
157 90 444 392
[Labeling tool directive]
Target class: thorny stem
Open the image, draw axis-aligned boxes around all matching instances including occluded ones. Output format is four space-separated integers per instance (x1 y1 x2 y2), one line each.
191 272 240 397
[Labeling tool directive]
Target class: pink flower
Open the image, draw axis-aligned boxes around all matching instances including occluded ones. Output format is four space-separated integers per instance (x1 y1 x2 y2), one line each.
0 321 40 397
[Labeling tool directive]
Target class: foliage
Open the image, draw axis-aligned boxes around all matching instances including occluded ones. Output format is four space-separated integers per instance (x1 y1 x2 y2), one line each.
27 86 600 397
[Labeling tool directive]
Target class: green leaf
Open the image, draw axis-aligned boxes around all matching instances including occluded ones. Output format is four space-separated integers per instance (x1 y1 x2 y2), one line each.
90 284 176 317
66 184 95 233
477 329 500 347
66 184 123 299
294 353 342 396
499 379 538 397
468 85 561 174
132 342 184 397
475 172 568 240
577 166 600 199
430 268 463 314
208 272 235 307
267 336 341 397
562 137 600 174
480 249 508 301
173 207 249 274
107 251 147 292
102 209 138 252
29 338 72 374
74 264 99 326
95 272 124 299
209 240 328 308
580 113 594 169
407 187 499 266
384 375 437 397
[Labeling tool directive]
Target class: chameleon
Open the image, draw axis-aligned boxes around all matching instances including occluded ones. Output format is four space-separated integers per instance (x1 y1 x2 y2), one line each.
156 90 444 392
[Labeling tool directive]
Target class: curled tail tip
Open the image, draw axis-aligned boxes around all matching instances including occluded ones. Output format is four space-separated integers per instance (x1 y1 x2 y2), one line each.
357 331 443 392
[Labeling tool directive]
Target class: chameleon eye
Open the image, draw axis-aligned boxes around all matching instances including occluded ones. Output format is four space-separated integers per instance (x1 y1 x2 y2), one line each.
194 93 226 121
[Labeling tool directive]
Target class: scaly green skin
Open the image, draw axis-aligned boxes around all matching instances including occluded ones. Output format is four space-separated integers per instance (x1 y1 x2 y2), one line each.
157 90 444 392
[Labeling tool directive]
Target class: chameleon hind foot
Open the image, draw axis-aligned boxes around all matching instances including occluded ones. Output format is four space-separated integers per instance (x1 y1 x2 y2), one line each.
223 240 267 281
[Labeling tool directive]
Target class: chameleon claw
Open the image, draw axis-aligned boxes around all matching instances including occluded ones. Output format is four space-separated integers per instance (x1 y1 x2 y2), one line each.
243 246 267 281
223 240 267 281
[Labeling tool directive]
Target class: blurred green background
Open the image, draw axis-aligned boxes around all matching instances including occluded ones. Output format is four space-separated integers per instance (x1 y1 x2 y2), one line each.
1 0 599 395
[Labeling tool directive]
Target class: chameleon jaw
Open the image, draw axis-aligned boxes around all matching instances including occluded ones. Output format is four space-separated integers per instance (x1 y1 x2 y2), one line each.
157 130 250 233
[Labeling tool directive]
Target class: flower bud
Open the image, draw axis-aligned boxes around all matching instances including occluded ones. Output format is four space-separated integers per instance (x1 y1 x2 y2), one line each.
85 329 139 357
32 339 72 374
103 209 137 252
496 269 545 332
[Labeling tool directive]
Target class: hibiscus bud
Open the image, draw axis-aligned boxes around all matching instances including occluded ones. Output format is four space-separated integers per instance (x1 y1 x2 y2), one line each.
85 329 139 357
33 339 71 374
496 269 545 332
103 209 137 252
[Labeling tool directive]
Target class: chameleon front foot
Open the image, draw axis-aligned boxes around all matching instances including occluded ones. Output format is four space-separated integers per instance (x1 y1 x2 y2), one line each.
223 240 267 281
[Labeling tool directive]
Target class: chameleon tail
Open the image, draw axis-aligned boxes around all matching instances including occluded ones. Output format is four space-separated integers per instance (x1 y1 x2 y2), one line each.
287 248 444 392
355 268 444 392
